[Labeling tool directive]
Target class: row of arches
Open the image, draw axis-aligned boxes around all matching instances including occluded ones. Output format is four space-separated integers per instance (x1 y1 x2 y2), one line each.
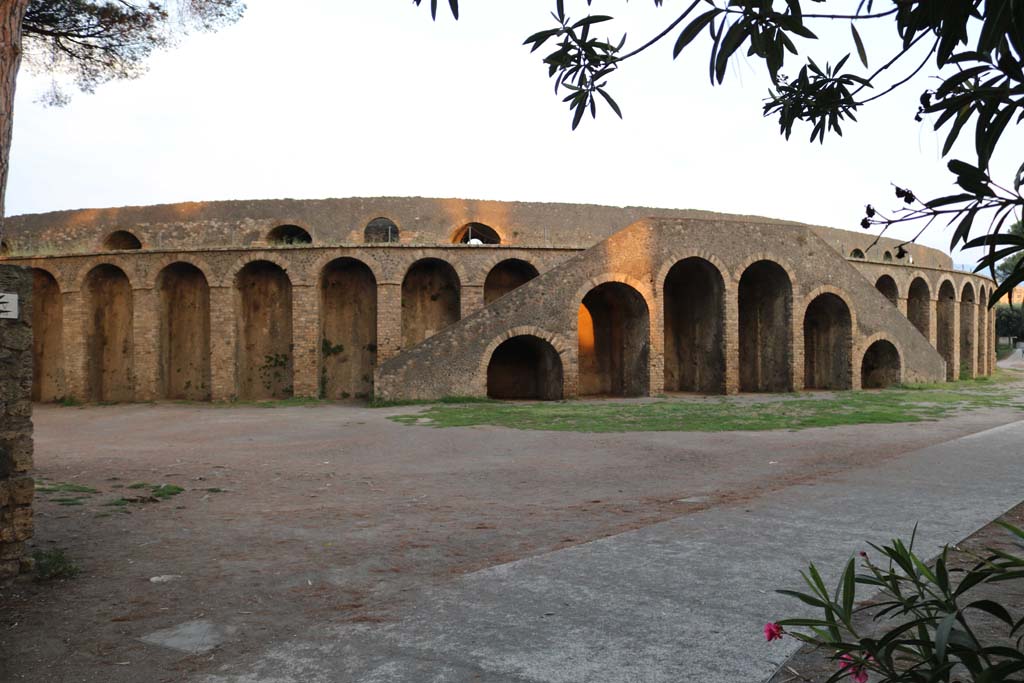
876 274 990 380
93 220 509 253
31 256 541 402
486 258 900 399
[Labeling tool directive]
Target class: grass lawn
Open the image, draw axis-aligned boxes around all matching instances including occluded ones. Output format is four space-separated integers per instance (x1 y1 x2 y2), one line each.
388 371 1024 433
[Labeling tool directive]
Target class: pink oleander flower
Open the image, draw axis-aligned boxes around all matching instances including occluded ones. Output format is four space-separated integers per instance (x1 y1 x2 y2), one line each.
839 653 871 683
763 622 784 642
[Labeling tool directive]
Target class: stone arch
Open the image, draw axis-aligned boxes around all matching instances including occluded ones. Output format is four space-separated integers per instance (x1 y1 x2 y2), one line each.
883 251 893 262
73 256 136 291
157 262 211 400
320 258 377 399
453 222 501 245
31 268 64 402
875 275 899 305
937 279 957 380
0 240 10 256
578 281 650 397
907 276 931 339
960 281 977 379
861 338 901 388
267 224 313 245
103 230 142 251
484 259 539 305
219 253 297 287
850 249 865 259
663 257 725 393
803 292 853 390
235 260 293 399
84 264 134 402
364 217 400 243
402 258 461 348
738 260 793 392
141 254 216 289
487 335 564 400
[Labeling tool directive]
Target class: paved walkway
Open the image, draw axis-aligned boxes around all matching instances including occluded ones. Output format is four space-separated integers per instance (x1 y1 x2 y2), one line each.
204 421 1024 683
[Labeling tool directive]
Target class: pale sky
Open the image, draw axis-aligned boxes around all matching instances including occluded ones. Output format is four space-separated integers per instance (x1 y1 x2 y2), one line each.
8 1 1021 263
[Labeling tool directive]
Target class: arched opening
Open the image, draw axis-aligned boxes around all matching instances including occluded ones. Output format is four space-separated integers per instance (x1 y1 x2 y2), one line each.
84 264 134 402
320 258 377 399
883 251 893 262
850 249 865 259
937 280 957 380
663 257 725 393
578 282 650 397
158 263 211 400
484 259 539 305
960 282 976 379
908 277 931 339
236 261 293 399
0 240 10 256
739 260 792 392
31 269 64 402
103 230 142 251
401 258 460 348
267 224 312 245
861 340 901 389
487 336 563 400
453 222 501 245
875 275 899 305
803 293 853 390
364 217 399 243
978 285 988 375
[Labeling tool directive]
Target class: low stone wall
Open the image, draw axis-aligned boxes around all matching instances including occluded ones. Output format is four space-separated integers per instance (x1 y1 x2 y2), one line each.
0 264 33 580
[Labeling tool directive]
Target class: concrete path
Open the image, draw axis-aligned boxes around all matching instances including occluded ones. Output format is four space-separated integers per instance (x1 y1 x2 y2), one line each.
204 421 1024 683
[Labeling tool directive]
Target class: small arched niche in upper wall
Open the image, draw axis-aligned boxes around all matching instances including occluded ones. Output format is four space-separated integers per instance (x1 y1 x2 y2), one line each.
0 240 10 256
104 230 142 251
453 222 501 245
883 251 893 262
849 249 865 259
267 224 313 245
364 217 400 243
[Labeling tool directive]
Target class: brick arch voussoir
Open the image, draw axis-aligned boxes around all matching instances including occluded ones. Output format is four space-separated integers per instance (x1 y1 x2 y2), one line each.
29 265 67 296
873 271 902 299
800 285 859 334
146 255 217 290
732 252 800 295
220 252 301 288
395 254 470 290
309 252 383 289
73 257 138 292
654 251 732 294
935 275 959 302
477 254 541 288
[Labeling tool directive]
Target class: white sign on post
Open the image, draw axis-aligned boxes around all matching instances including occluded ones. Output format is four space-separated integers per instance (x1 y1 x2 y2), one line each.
0 293 19 320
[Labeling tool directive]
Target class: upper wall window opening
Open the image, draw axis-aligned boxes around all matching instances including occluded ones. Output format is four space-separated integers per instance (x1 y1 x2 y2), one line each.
268 224 313 245
104 230 142 250
850 249 865 259
455 222 501 245
365 217 400 243
883 251 893 262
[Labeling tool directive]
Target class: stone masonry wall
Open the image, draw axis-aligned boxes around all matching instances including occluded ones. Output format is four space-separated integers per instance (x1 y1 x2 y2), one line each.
0 265 33 580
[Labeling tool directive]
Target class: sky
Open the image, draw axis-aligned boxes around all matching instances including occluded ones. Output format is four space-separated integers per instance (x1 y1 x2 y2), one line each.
8 1 1022 262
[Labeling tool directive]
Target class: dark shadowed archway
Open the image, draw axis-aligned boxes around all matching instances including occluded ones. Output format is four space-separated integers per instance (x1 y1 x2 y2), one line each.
937 280 956 380
861 340 901 388
908 277 931 339
364 217 399 243
402 259 460 348
803 293 853 390
738 260 792 392
321 258 377 399
484 259 539 305
85 264 134 402
31 269 63 402
875 275 898 305
960 283 976 379
578 282 649 397
158 263 211 400
236 261 293 399
267 224 312 245
663 257 725 393
103 230 142 250
453 222 500 244
487 336 563 400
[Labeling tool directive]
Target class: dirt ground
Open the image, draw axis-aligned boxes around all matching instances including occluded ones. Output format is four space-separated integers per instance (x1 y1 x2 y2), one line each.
1 400 1022 682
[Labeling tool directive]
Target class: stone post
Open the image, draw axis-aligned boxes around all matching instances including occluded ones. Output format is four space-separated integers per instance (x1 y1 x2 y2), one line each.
0 265 33 580
61 289 85 400
291 284 319 398
132 287 158 400
209 286 236 401
376 282 402 363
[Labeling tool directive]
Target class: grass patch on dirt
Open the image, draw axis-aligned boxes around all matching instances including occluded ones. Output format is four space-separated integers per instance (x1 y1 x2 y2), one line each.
389 373 1024 433
35 482 98 494
32 549 80 581
369 395 496 408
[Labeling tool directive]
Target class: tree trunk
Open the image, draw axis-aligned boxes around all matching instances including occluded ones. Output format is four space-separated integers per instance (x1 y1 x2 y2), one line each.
0 0 29 239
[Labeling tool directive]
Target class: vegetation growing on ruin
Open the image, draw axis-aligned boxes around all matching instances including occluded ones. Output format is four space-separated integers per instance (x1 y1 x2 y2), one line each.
32 548 80 581
390 372 1024 433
